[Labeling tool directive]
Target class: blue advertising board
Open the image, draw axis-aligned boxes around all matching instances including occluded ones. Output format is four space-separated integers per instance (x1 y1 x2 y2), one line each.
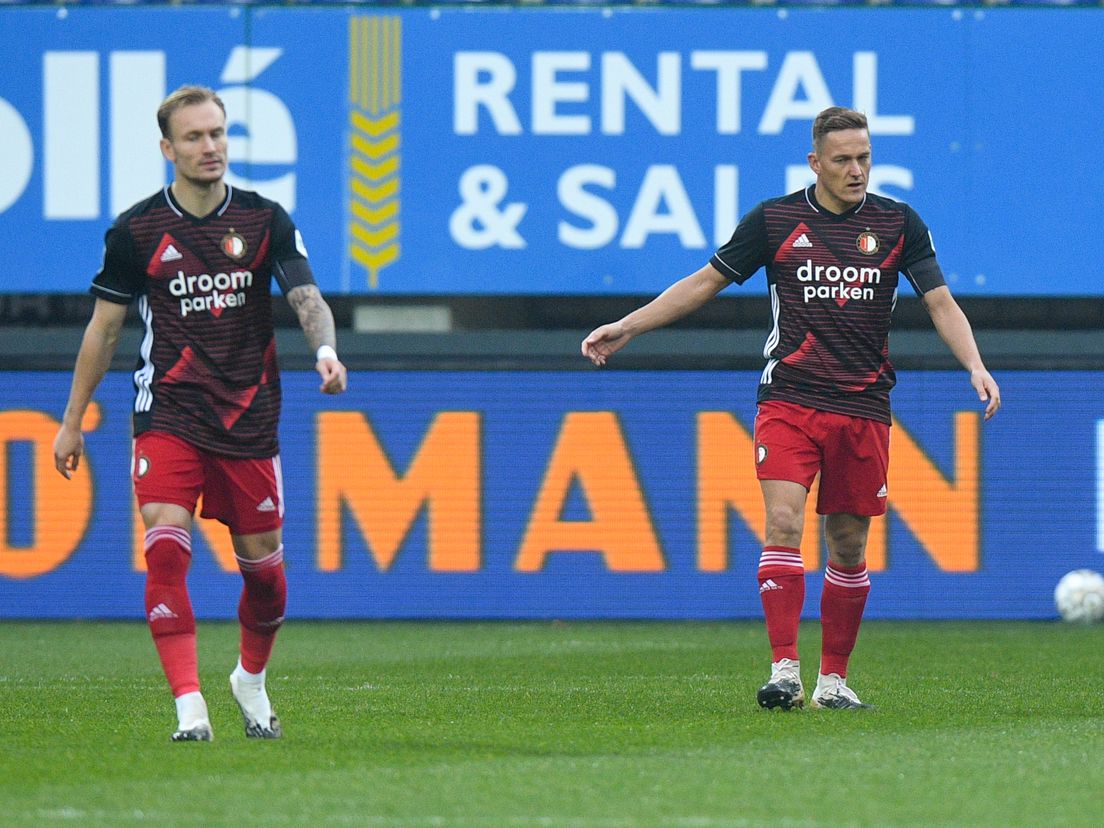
0 5 1101 295
0 369 1100 620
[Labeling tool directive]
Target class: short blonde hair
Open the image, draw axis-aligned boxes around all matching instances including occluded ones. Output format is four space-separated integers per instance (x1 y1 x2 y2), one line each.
157 85 226 139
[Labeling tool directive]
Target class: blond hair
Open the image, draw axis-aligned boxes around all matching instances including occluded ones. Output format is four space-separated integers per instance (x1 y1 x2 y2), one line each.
157 85 226 138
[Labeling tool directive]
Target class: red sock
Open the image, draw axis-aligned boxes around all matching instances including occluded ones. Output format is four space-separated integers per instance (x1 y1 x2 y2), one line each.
237 545 287 674
820 562 871 677
758 546 806 662
144 526 199 697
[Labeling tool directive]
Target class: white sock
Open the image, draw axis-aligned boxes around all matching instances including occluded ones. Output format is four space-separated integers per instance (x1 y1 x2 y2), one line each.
232 658 265 685
231 659 272 723
175 691 209 729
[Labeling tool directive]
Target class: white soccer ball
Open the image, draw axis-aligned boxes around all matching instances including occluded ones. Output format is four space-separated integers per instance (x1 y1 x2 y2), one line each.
1054 569 1104 624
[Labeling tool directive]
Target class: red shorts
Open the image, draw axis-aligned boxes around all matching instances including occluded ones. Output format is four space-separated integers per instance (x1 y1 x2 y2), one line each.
753 400 889 516
132 431 284 535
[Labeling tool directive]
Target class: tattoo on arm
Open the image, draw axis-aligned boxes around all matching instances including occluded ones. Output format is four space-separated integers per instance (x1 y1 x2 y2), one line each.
287 284 337 353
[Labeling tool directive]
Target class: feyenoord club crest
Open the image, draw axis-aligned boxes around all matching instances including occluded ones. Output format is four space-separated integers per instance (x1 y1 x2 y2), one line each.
856 231 880 255
220 230 247 260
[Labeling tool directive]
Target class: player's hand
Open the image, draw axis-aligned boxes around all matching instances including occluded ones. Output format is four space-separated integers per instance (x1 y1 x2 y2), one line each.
971 368 1001 420
53 424 84 479
581 322 630 367
316 356 348 395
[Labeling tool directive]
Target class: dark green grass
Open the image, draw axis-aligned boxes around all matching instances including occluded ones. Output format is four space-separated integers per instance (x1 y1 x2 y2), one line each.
1 620 1102 827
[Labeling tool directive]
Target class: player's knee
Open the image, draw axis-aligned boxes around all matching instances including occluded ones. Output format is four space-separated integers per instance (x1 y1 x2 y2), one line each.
764 505 804 546
828 546 865 568
825 515 870 566
825 532 867 567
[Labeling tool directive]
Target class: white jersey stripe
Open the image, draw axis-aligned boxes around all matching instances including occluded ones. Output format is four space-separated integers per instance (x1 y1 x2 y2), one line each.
760 358 778 386
762 282 781 359
133 295 155 414
163 185 182 217
273 454 285 519
712 256 743 279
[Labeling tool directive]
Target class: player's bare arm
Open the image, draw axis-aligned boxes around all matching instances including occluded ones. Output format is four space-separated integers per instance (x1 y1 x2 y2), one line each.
286 283 348 394
582 264 729 366
922 285 1001 420
54 299 128 478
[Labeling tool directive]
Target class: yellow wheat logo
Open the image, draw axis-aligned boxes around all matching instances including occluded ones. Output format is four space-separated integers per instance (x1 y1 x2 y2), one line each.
348 15 401 289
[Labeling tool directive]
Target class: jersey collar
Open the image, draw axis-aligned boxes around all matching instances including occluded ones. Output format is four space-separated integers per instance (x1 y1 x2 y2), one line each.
804 184 867 217
164 182 234 222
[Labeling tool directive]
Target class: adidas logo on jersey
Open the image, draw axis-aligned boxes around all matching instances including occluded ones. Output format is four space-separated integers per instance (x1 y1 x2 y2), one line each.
160 244 183 262
759 579 783 593
256 497 276 512
877 484 888 498
148 603 179 622
791 233 813 249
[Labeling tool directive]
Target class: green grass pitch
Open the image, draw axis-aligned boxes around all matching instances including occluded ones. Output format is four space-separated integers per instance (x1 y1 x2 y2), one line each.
1 620 1102 827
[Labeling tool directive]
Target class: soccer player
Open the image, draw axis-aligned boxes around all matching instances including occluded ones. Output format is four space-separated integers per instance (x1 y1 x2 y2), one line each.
581 106 1000 711
53 85 348 741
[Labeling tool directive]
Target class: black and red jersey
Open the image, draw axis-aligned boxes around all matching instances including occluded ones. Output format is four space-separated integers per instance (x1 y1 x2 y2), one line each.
710 186 945 424
91 185 315 458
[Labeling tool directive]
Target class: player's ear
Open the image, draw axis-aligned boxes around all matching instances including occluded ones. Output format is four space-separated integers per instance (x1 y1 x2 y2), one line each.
807 151 820 175
160 137 174 163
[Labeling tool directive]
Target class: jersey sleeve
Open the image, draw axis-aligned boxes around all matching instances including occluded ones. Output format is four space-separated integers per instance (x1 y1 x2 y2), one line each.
270 204 317 294
709 203 768 285
89 224 144 304
900 204 946 296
